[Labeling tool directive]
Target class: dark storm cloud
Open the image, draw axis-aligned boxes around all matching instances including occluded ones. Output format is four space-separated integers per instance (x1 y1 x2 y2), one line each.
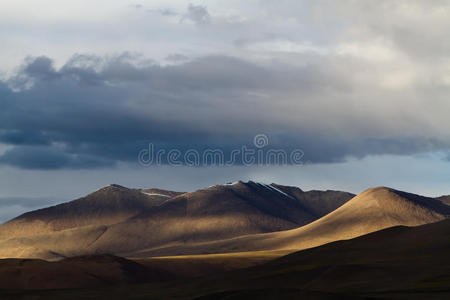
0 146 114 170
0 55 269 168
0 130 50 145
0 54 448 169
23 56 60 81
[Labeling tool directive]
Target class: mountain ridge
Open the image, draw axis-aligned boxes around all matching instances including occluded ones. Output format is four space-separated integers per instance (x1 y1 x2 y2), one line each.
129 186 450 257
0 184 182 240
1 183 447 261
0 181 354 259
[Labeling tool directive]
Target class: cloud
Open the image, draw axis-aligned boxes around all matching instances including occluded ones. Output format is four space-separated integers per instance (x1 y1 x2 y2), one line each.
153 3 212 25
184 4 211 25
0 51 449 170
129 4 143 10
23 56 60 81
166 53 189 62
157 8 178 17
0 130 50 146
0 146 114 170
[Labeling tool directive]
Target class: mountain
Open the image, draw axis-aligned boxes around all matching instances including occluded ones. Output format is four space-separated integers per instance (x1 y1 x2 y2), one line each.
1 184 450 299
0 184 182 241
0 181 353 259
271 184 354 217
61 181 354 257
437 195 450 206
139 186 450 256
140 188 184 205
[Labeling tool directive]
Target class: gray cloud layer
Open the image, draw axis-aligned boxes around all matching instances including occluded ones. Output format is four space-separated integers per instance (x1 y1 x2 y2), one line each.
1 1 450 170
0 50 449 169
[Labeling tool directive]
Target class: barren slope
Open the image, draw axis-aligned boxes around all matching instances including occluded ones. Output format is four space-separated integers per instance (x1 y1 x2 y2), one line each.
69 181 332 255
0 185 179 240
437 195 450 206
132 187 450 256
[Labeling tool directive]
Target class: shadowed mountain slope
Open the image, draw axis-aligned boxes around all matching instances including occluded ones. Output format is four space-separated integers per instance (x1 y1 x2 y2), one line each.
0 185 181 240
437 195 450 206
271 184 354 218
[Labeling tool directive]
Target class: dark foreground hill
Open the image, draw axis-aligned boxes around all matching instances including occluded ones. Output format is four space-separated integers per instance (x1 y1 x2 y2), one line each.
0 254 172 290
185 217 450 299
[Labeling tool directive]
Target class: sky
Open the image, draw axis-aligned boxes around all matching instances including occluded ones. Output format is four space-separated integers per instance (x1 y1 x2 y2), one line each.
1 0 450 221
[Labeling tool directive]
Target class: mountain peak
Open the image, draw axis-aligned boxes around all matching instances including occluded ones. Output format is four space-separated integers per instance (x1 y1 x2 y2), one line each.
109 183 126 188
360 186 393 194
95 184 129 192
355 186 450 216
0 184 161 240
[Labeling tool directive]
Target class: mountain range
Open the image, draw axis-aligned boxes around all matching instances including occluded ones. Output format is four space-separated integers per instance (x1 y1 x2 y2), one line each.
1 182 449 260
148 186 449 257
1 181 450 298
0 181 354 259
